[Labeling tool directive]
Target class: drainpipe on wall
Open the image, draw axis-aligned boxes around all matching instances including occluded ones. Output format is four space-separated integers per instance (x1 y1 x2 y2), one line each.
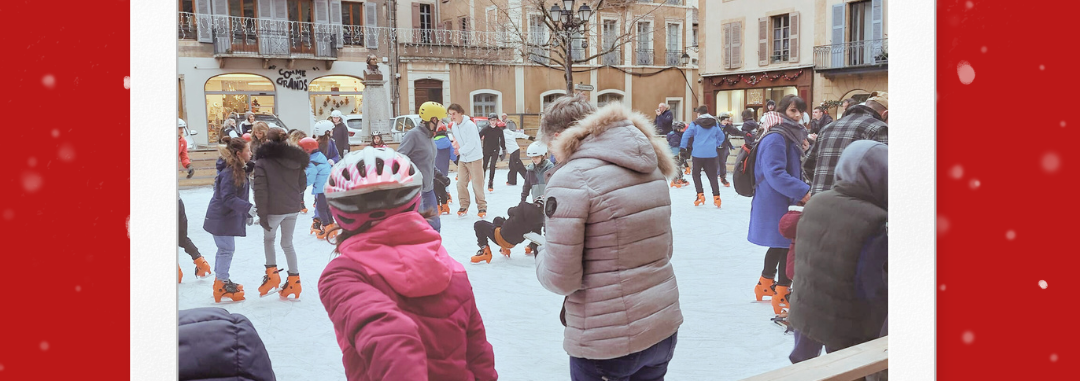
389 0 400 117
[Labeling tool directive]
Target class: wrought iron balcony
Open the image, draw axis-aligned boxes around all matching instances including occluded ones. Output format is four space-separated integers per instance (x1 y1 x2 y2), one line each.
665 49 683 66
210 16 337 58
178 12 198 40
635 49 654 65
602 48 621 66
814 38 888 71
342 25 365 47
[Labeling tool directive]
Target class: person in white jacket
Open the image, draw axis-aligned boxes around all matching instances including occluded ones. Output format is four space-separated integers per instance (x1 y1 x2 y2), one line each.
502 124 530 186
447 104 487 217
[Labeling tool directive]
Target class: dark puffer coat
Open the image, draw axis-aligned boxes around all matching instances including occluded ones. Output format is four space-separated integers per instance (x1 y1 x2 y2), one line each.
253 140 309 218
179 307 276 381
789 141 887 350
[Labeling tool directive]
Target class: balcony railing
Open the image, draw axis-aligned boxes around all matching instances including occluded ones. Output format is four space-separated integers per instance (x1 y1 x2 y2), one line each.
814 38 888 70
179 12 198 40
635 49 654 65
342 24 365 47
665 49 683 66
199 15 337 58
602 48 621 66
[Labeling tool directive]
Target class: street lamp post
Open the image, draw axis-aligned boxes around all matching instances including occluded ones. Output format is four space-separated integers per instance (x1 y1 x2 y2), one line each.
547 1 593 94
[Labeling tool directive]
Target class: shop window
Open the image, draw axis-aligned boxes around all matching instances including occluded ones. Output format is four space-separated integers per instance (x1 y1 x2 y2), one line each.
204 73 276 143
309 75 365 120
714 90 745 118
473 93 498 117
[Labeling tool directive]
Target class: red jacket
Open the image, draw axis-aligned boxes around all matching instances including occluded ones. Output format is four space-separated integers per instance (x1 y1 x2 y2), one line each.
179 136 191 168
778 209 802 280
318 212 498 381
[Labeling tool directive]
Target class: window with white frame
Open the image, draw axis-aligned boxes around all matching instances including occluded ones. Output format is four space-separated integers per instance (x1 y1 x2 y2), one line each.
636 21 652 65
529 15 549 64
602 20 620 65
666 23 681 66
597 93 623 108
473 93 498 116
771 14 790 63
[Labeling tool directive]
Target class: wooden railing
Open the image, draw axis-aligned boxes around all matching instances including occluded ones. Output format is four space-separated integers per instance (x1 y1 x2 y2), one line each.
741 336 888 381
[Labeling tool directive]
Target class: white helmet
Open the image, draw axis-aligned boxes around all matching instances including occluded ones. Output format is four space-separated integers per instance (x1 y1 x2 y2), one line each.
178 118 187 129
526 141 547 157
313 120 334 136
330 110 344 119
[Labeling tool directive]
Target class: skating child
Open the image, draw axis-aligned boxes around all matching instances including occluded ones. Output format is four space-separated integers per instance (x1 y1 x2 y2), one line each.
680 105 725 208
299 137 337 241
470 199 546 263
370 134 387 148
317 147 498 381
202 137 255 302
313 120 341 164
667 121 690 188
433 124 454 214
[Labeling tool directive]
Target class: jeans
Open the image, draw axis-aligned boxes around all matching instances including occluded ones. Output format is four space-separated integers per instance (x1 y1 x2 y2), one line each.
314 193 333 224
570 332 678 381
263 214 299 275
178 198 202 260
212 235 235 282
421 190 441 232
483 149 500 187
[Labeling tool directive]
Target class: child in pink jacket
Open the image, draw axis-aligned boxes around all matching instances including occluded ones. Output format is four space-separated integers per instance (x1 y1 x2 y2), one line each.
317 146 497 381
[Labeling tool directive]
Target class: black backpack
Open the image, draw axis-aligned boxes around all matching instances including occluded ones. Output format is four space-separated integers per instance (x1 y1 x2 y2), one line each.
733 130 786 197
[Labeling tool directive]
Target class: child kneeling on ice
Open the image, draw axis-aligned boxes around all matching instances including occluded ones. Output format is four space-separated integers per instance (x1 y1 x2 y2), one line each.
471 142 551 263
318 146 497 381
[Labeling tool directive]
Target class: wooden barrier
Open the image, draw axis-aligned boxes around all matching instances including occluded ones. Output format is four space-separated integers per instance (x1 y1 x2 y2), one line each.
741 336 887 381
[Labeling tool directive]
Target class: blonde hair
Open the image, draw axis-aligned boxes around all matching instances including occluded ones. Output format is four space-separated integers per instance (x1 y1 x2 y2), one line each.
288 130 307 146
252 122 270 141
539 94 596 143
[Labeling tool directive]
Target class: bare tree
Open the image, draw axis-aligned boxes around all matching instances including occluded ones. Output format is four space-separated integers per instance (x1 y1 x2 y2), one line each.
489 0 665 95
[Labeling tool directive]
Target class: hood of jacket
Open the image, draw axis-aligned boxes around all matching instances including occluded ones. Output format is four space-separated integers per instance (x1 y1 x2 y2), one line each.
833 140 888 209
694 115 718 129
255 140 310 170
338 212 461 298
309 150 328 165
215 157 227 171
550 103 678 178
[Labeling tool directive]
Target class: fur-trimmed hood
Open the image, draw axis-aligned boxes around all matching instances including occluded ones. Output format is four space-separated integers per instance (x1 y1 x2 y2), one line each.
255 140 310 170
550 103 678 179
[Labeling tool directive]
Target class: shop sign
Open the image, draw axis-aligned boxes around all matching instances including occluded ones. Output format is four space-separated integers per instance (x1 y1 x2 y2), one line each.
276 68 310 91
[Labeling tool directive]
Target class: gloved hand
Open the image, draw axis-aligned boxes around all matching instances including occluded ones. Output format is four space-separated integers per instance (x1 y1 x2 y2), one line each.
248 206 258 219
186 167 195 179
499 152 507 161
679 148 689 161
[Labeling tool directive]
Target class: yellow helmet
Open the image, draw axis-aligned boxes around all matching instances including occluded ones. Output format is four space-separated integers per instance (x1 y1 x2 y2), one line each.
418 101 447 123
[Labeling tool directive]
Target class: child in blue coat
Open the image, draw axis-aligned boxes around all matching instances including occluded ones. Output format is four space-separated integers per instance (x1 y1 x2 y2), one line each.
299 137 335 240
680 106 725 207
202 138 254 303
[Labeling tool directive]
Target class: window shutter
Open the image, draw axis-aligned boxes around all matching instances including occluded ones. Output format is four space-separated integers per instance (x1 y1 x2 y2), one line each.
722 23 731 69
412 3 422 29
314 0 329 23
758 17 768 66
313 0 330 55
211 0 227 15
788 12 799 63
732 21 742 68
831 4 845 67
330 0 342 48
211 0 229 50
195 0 213 43
257 0 273 54
365 2 378 48
273 0 288 21
872 0 883 63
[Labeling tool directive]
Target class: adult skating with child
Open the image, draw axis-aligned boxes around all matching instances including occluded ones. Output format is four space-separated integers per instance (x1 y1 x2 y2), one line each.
535 95 682 380
317 146 498 381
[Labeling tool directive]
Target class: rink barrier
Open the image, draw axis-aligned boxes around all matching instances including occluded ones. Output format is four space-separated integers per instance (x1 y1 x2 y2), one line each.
740 336 888 381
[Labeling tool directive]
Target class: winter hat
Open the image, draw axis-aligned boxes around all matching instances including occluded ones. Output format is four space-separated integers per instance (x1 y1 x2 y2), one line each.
865 91 889 109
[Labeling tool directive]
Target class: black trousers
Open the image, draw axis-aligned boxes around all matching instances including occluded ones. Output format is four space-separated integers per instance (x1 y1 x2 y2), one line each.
435 181 448 204
691 157 720 196
178 198 202 260
507 153 526 185
474 218 505 247
483 149 500 187
762 247 792 287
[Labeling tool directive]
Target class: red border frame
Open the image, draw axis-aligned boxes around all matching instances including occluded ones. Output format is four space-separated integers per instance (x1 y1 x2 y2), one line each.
0 1 130 378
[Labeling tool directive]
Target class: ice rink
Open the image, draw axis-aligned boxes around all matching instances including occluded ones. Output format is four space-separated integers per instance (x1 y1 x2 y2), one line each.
178 168 795 380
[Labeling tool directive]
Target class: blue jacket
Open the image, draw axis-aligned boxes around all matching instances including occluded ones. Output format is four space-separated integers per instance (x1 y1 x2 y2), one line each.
748 133 810 248
179 307 276 381
306 151 331 195
666 130 683 148
320 139 341 163
434 133 454 175
203 160 252 237
680 116 724 158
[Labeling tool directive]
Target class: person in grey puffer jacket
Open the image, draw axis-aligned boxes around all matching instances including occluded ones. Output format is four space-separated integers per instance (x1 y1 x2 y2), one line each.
535 94 682 380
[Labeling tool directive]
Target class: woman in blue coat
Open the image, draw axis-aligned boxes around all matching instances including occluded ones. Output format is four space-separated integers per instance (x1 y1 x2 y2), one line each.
748 95 811 316
203 137 255 303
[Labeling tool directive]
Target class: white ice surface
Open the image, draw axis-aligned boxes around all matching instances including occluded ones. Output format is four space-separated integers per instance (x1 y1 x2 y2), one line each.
178 169 794 380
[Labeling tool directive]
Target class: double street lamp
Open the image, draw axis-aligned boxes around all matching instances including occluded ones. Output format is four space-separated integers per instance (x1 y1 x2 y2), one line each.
549 0 593 44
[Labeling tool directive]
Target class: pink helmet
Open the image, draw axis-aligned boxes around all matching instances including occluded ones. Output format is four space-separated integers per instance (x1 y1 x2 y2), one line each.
324 146 424 231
